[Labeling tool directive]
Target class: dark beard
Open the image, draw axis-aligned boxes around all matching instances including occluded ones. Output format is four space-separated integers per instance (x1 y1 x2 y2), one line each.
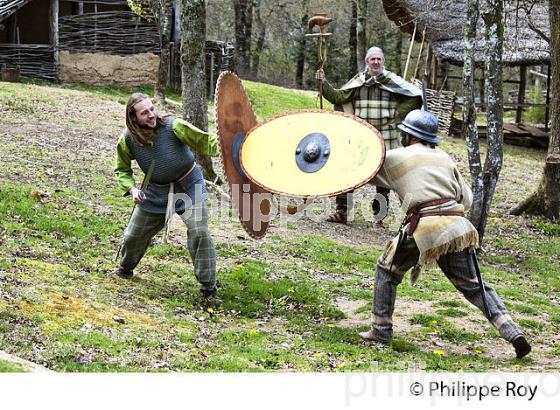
400 132 411 147
139 124 158 143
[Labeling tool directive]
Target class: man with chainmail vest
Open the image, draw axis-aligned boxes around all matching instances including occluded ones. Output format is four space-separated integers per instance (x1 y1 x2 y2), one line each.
358 108 531 359
318 47 422 225
113 93 219 299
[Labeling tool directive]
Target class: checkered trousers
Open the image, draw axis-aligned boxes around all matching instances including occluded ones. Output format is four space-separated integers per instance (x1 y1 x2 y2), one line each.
119 200 216 291
354 85 400 149
371 235 524 342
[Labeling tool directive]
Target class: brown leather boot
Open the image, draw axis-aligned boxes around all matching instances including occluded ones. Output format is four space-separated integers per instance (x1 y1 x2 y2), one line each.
109 268 133 279
512 336 531 359
359 329 390 343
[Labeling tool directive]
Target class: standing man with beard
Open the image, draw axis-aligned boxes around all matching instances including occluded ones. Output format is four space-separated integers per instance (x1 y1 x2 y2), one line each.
113 93 219 299
317 47 422 225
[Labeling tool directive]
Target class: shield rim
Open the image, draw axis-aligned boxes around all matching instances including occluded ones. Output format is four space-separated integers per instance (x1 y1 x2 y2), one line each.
214 70 271 239
240 109 386 199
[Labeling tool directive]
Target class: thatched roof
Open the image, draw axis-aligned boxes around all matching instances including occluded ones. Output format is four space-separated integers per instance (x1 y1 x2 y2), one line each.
0 0 129 22
382 0 550 66
0 0 32 21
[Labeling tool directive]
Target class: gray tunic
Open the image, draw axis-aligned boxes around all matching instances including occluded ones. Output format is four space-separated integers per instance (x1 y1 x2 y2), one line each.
125 117 207 214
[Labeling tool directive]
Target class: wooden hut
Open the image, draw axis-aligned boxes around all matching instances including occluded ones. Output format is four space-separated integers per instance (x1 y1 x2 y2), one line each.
382 0 551 145
0 0 234 94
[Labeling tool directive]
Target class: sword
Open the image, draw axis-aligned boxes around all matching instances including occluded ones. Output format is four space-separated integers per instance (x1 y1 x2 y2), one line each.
115 160 156 261
470 249 491 319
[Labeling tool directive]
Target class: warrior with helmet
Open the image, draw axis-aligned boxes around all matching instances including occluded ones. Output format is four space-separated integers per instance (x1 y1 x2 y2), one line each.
358 108 532 359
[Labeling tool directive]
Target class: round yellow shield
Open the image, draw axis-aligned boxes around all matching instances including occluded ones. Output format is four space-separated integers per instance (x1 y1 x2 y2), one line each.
240 110 385 197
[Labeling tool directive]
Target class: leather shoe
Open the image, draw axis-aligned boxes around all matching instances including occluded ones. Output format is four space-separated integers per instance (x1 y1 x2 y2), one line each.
359 329 390 343
512 335 531 359
201 288 222 303
111 268 133 279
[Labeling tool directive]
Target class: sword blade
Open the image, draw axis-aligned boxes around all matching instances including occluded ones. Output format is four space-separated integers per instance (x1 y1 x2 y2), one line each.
141 160 156 191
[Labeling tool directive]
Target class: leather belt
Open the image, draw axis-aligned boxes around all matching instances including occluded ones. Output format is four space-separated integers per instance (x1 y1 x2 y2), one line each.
151 162 197 187
405 198 463 235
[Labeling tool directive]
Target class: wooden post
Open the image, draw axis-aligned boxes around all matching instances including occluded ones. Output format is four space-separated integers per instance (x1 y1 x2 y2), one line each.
49 0 59 79
72 1 84 14
545 62 551 132
403 23 417 81
412 27 426 81
209 52 215 98
9 12 17 43
432 51 438 89
93 1 98 51
424 46 433 85
516 65 527 124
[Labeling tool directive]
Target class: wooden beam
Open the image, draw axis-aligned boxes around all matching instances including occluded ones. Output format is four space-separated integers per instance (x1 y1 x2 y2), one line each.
424 45 433 85
412 27 426 81
8 12 17 43
49 0 59 78
72 1 84 15
403 23 416 81
432 52 438 89
516 65 527 124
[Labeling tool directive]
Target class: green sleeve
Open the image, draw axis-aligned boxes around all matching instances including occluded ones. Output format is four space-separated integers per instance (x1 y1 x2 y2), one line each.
322 80 355 106
114 133 136 196
173 118 220 157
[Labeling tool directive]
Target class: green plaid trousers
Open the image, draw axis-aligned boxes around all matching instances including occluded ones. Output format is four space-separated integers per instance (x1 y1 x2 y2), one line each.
119 200 216 291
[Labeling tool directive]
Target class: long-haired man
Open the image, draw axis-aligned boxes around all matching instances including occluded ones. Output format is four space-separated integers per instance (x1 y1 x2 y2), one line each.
114 93 219 299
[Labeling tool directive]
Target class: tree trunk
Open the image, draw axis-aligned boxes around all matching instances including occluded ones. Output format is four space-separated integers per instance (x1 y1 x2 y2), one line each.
356 0 367 72
394 31 403 75
511 0 560 219
515 65 527 124
348 0 358 79
251 0 265 79
181 0 217 182
477 0 505 244
463 0 485 237
50 0 59 78
153 0 173 104
233 0 253 77
295 11 308 88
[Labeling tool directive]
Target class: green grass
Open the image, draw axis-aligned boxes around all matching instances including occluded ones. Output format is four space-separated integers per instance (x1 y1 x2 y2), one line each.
0 80 558 372
243 80 332 120
0 359 27 372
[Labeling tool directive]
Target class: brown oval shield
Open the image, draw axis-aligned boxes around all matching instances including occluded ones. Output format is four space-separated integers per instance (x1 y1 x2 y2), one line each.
214 71 271 239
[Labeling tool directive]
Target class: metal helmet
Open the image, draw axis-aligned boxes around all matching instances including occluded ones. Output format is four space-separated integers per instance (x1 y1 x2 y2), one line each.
397 109 441 144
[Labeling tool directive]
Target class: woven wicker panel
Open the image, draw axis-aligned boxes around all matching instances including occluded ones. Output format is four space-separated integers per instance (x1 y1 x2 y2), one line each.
0 44 57 80
412 79 456 137
59 11 159 54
